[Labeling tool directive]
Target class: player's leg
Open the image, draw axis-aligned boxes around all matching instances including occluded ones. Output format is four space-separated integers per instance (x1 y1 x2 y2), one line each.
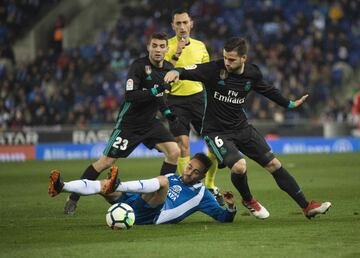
264 157 309 208
231 158 270 219
264 157 331 218
156 141 180 175
63 156 116 214
109 176 168 225
204 132 269 219
243 125 331 218
205 150 225 206
115 176 168 225
49 169 112 197
141 176 169 207
100 166 163 195
64 128 136 214
189 96 223 205
204 150 218 189
175 135 190 175
144 121 180 175
167 96 192 175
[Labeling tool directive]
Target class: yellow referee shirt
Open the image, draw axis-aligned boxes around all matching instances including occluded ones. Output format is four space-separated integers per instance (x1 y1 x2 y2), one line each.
165 36 210 96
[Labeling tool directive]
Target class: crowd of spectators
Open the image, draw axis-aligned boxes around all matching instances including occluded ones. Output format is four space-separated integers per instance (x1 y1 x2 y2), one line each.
0 0 60 44
0 0 359 130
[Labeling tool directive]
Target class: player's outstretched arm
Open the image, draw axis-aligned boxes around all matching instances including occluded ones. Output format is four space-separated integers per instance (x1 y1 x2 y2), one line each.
292 94 309 108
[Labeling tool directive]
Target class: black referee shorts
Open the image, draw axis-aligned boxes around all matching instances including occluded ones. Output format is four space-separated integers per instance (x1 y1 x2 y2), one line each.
103 121 175 158
167 92 205 137
203 125 275 168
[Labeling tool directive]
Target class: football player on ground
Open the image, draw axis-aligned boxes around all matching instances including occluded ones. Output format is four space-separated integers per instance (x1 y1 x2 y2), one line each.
49 153 236 224
164 37 331 219
63 32 180 215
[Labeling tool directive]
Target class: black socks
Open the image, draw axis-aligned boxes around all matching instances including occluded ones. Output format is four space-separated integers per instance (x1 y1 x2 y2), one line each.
160 162 177 175
272 167 309 209
231 172 253 202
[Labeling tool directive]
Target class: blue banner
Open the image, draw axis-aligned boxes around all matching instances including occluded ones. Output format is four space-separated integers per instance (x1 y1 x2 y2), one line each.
267 137 360 154
35 143 165 160
35 137 360 160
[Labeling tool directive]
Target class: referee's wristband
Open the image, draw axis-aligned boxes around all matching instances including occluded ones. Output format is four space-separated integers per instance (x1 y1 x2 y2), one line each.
288 101 295 109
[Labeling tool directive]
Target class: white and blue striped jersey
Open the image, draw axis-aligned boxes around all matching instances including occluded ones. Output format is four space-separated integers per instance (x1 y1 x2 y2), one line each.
154 174 236 224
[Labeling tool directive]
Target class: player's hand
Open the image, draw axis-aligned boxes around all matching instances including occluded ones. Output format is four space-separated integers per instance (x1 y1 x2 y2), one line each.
223 191 235 208
293 94 309 107
164 71 180 83
156 83 171 93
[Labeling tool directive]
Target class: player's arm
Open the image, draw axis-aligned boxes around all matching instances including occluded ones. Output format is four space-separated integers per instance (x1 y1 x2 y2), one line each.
125 62 170 102
164 62 212 85
197 189 237 223
253 65 308 109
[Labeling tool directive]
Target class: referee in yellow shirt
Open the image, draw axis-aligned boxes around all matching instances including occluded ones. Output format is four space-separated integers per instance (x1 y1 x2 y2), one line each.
165 8 224 205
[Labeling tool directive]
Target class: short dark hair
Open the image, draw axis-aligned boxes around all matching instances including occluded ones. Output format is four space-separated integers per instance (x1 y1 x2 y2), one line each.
192 153 212 173
224 37 248 56
171 8 191 21
148 32 168 45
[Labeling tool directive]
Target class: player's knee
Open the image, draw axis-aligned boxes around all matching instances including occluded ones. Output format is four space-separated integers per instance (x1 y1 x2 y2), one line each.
167 144 180 162
231 159 247 174
157 176 169 189
264 158 281 172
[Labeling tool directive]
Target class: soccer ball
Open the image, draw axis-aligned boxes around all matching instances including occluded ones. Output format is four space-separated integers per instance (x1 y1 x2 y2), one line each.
106 203 135 229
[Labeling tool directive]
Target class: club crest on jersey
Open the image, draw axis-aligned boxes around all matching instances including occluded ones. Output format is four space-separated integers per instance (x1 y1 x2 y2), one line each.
126 79 134 90
244 81 252 91
168 185 182 201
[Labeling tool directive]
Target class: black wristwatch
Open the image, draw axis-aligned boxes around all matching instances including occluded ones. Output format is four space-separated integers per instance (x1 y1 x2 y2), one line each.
171 54 179 61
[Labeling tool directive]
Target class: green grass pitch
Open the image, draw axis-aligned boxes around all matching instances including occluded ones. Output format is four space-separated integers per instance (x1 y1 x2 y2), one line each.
0 153 359 258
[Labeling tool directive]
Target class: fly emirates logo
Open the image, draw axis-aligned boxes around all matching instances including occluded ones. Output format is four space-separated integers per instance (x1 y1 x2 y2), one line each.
214 90 245 104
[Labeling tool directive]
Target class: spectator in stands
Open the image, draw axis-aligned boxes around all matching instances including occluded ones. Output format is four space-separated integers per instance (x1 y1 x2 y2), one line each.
352 85 360 132
1 0 359 129
52 14 65 55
